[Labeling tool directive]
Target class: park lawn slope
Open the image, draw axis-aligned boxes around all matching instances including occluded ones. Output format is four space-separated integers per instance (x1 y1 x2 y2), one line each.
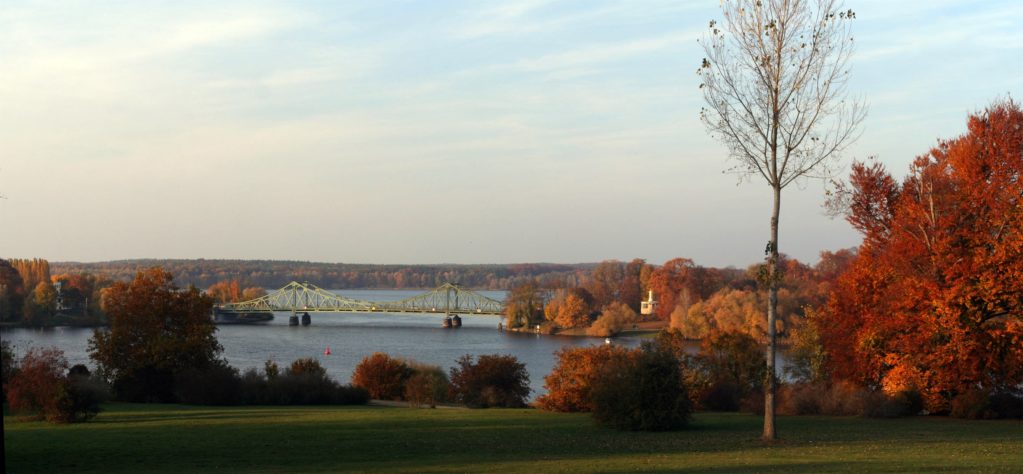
5 403 1022 473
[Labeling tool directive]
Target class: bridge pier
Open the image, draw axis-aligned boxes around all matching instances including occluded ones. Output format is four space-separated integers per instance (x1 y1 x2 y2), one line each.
289 313 299 326
442 314 462 328
301 312 311 326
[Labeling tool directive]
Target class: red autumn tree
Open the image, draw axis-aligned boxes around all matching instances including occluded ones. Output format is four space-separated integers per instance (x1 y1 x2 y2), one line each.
821 99 1023 411
89 267 219 402
647 258 725 322
538 345 637 412
6 347 68 419
351 352 411 400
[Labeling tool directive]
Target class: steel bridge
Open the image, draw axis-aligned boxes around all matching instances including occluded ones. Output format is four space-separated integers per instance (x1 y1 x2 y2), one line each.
216 281 505 316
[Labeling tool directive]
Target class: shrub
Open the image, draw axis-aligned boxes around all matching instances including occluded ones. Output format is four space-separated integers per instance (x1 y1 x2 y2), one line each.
950 388 1023 420
988 391 1023 419
239 367 270 405
6 347 68 419
449 354 530 408
590 348 692 431
351 352 411 400
951 388 997 419
53 368 110 423
174 360 242 406
6 347 107 423
2 340 19 399
778 384 816 415
275 358 341 404
404 363 450 408
538 345 635 412
692 331 765 411
586 302 639 337
251 358 369 406
778 381 922 418
784 308 829 383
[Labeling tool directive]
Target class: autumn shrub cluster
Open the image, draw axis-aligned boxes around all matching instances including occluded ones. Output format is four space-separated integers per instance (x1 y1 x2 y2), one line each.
173 357 367 406
351 352 413 400
590 348 692 431
350 352 450 407
538 344 635 412
449 354 530 408
539 343 692 431
403 362 451 408
5 347 109 423
586 302 639 337
653 329 767 412
774 381 923 418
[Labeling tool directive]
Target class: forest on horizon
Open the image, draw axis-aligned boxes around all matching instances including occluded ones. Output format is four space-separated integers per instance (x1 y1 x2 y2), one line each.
49 259 601 290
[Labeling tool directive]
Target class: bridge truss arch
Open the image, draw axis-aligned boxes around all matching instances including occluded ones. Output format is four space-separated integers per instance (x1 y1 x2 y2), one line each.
217 281 505 316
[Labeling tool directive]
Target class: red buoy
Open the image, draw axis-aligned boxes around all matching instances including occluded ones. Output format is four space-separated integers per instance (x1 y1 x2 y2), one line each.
324 346 331 356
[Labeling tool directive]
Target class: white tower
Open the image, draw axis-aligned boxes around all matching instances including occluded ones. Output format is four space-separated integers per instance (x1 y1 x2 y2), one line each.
640 290 657 316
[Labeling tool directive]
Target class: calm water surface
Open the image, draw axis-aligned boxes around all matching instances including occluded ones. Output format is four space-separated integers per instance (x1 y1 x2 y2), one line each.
1 290 645 397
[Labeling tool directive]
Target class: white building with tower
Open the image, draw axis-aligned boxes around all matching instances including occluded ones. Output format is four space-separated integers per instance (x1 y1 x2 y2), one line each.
640 290 657 316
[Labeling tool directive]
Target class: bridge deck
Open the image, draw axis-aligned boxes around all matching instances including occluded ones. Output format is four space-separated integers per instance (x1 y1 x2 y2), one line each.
216 282 505 316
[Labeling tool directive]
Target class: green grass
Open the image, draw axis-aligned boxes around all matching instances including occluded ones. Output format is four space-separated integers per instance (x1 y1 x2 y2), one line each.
5 403 1022 473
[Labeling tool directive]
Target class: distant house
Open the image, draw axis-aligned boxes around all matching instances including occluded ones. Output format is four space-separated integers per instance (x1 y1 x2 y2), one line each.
640 290 656 316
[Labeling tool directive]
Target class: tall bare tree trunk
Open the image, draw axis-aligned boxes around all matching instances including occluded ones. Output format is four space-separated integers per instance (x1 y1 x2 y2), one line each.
764 185 780 441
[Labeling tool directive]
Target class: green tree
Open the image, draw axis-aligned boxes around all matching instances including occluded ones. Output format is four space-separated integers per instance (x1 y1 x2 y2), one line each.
504 280 546 329
88 267 220 402
697 0 864 439
449 354 530 408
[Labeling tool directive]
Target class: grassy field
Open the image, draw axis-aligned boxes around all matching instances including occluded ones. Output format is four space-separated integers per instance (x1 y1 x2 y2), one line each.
5 403 1021 473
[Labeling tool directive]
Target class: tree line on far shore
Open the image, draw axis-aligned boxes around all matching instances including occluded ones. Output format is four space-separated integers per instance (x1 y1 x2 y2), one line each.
49 260 589 290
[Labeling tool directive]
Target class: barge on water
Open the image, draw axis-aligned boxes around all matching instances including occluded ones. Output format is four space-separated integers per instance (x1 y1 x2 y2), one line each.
213 308 274 325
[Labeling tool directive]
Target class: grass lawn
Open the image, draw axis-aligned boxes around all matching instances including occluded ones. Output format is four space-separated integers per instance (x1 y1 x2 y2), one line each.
4 403 1021 473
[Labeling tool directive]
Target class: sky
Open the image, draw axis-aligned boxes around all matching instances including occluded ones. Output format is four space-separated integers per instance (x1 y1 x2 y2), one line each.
1 0 1021 267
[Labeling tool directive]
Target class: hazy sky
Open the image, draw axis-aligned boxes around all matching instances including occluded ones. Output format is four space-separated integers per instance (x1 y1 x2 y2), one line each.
1 1 1021 267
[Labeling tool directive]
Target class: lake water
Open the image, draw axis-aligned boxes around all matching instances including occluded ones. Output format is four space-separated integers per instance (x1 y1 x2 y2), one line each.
0 289 646 398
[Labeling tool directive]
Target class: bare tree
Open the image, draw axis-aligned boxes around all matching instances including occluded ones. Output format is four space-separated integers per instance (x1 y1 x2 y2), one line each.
698 0 865 441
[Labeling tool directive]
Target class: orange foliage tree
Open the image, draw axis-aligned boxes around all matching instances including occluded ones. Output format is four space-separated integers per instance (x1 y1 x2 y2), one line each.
554 294 591 329
89 268 219 402
351 352 411 400
6 347 67 419
821 100 1023 411
537 345 637 412
647 258 721 321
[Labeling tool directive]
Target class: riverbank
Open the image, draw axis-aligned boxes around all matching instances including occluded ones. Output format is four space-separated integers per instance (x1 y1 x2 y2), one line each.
504 319 668 338
6 403 1022 472
0 314 104 329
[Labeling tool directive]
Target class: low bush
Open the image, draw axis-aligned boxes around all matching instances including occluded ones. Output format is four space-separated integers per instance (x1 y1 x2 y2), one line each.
590 348 692 431
112 365 176 403
950 388 1022 419
404 362 450 408
1 340 17 399
690 331 766 411
988 391 1023 419
52 367 110 423
586 302 639 337
777 381 922 418
6 347 67 419
538 345 635 412
174 360 241 406
231 358 368 406
352 352 411 400
449 354 530 408
6 347 108 423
